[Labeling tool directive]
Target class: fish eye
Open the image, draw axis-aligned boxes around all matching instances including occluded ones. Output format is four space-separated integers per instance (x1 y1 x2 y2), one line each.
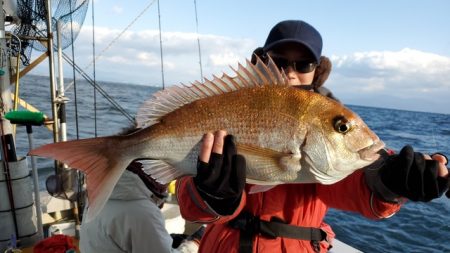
334 117 352 134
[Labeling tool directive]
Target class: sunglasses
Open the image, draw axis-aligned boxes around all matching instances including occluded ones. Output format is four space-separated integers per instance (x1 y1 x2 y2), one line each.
268 56 317 73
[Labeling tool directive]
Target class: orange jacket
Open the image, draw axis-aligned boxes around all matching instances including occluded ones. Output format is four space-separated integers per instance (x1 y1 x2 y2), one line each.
177 170 402 253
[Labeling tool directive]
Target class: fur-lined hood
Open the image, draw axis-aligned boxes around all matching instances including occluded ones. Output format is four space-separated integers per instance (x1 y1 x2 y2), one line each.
312 56 331 89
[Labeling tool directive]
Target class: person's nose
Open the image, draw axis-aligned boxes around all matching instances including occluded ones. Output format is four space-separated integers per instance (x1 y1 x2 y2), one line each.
285 67 301 85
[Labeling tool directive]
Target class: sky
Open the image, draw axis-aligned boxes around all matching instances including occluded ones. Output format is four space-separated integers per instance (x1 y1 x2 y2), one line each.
26 0 450 114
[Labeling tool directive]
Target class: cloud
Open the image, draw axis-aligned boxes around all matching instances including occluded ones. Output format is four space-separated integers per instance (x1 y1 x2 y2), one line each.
112 5 123 14
45 26 257 85
29 26 450 114
330 48 450 90
328 49 450 114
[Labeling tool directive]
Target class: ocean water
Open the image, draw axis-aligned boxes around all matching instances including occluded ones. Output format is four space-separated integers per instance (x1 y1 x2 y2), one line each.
11 74 450 253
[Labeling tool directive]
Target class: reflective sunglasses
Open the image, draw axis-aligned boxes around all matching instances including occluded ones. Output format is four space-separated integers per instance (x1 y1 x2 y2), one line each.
269 56 317 73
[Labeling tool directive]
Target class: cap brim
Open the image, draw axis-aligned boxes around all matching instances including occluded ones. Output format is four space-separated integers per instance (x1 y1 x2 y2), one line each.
263 39 320 63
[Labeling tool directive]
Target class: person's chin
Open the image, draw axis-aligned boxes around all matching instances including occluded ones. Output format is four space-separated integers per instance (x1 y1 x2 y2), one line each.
288 80 302 85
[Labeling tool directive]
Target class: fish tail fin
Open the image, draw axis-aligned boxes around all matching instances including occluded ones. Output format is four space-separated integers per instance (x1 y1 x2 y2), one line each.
29 136 133 221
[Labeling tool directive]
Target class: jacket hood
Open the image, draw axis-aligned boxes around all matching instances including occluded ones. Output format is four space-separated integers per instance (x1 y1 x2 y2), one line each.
109 170 153 201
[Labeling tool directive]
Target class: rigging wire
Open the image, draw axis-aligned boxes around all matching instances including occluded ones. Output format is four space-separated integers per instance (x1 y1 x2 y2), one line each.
64 0 157 92
53 48 135 123
61 51 135 123
157 0 165 90
75 0 87 224
30 16 135 123
193 0 204 82
32 19 135 123
91 0 98 137
69 1 80 140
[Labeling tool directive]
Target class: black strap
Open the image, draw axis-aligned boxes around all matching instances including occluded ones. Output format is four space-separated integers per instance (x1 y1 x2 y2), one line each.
228 212 327 253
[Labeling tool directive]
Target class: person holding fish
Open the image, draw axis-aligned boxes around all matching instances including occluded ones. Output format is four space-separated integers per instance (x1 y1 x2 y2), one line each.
176 20 450 253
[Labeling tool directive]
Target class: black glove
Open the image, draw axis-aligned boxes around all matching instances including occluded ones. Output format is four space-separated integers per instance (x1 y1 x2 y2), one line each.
379 145 448 202
170 233 188 248
194 135 246 215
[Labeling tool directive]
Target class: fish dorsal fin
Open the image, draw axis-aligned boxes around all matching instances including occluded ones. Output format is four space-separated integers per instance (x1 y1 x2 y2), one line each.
136 56 288 128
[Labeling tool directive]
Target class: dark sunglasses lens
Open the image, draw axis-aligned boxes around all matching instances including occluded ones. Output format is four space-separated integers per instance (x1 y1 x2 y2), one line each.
268 56 317 73
272 58 289 69
295 62 317 73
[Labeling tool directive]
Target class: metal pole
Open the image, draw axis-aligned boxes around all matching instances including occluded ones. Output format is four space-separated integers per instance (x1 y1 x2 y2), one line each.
56 20 67 143
45 0 61 174
45 0 59 146
27 125 44 240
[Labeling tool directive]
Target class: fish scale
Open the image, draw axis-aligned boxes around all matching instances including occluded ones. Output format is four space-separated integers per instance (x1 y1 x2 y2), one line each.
138 86 306 177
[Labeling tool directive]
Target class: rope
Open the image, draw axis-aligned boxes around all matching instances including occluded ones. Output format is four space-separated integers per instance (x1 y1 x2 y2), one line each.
193 0 204 82
157 0 165 89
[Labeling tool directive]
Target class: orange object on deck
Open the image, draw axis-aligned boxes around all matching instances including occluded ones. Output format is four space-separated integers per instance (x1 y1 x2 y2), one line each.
31 235 78 253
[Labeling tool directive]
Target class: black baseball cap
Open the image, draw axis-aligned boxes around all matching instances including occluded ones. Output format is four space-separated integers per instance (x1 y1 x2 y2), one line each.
263 20 322 63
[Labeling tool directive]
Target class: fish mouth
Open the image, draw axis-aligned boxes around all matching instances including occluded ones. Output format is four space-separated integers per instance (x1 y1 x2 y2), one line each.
358 140 385 161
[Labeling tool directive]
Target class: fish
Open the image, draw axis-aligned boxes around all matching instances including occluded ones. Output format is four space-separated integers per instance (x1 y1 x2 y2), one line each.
29 57 385 220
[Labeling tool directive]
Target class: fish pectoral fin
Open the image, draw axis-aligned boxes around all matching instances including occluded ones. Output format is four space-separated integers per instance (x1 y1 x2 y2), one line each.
236 143 284 159
138 159 186 184
237 143 301 172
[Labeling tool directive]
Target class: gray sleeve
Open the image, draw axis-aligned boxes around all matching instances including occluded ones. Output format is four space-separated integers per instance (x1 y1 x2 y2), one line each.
105 200 174 253
125 202 199 253
130 203 175 253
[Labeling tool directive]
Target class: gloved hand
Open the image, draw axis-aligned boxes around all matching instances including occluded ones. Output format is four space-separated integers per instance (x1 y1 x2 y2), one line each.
194 134 246 215
171 225 206 248
170 233 188 248
378 145 448 202
186 225 206 243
